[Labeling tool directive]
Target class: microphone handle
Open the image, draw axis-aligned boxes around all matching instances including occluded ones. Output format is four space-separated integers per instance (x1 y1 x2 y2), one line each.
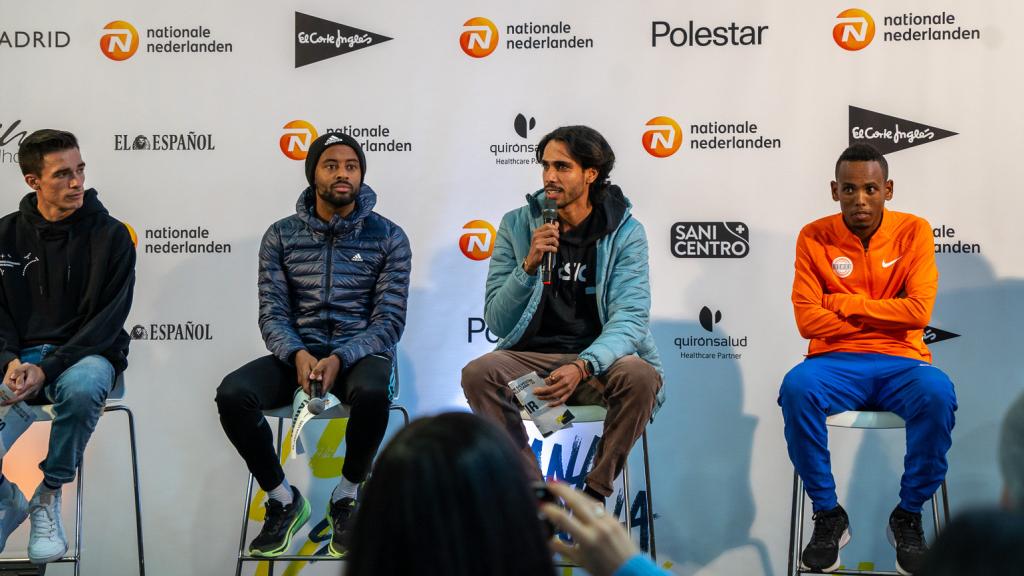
541 215 557 285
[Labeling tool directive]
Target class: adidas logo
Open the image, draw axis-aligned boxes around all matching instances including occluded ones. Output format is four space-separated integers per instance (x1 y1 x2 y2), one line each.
324 135 344 145
351 253 363 262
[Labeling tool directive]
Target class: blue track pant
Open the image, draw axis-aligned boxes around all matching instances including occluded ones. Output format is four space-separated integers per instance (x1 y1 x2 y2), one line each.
779 353 956 513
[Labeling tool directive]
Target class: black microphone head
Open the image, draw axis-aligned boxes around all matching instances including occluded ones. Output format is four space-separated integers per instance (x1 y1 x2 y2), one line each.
542 197 558 222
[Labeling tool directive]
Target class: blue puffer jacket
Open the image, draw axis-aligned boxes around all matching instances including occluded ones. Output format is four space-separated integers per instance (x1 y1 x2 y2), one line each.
485 187 665 414
258 185 411 369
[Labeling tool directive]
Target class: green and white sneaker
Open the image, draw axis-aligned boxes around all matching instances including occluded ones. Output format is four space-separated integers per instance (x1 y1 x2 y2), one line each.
248 486 310 557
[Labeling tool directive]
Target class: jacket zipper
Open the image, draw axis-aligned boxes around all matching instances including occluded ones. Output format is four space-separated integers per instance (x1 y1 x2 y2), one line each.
324 230 335 343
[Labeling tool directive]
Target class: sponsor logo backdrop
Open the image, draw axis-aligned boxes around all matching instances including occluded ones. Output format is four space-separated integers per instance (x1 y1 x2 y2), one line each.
1 1 1021 574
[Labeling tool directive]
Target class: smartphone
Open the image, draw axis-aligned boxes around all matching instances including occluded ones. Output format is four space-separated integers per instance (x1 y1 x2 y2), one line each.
532 482 558 538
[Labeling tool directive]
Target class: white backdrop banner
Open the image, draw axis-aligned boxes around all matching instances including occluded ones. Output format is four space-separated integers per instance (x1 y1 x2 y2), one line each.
1 1 1021 574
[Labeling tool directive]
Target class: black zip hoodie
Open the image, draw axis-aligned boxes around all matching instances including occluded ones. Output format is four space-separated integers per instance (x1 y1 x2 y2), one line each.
0 188 135 382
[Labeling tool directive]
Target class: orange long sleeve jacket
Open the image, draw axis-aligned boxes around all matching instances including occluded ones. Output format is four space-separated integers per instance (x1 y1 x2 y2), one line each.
791 209 937 362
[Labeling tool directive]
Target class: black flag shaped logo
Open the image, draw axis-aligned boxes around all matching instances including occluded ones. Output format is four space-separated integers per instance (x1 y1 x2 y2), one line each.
848 106 957 154
295 12 393 68
923 326 960 345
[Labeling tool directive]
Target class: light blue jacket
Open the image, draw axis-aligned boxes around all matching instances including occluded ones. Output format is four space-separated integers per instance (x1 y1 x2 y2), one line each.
484 188 665 414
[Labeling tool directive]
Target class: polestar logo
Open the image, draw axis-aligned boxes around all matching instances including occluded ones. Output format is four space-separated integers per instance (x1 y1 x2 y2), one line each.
351 253 363 262
882 256 902 268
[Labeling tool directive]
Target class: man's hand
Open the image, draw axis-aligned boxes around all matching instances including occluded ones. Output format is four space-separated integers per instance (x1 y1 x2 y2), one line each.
523 223 559 275
3 363 45 406
309 355 342 396
3 358 22 387
542 482 639 576
294 350 319 395
534 362 584 407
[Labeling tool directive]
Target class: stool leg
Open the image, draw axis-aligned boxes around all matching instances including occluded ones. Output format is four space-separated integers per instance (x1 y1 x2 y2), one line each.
931 489 942 540
390 405 410 427
642 431 656 561
235 471 255 576
107 406 146 576
622 458 632 534
787 471 804 576
941 480 950 527
74 459 84 576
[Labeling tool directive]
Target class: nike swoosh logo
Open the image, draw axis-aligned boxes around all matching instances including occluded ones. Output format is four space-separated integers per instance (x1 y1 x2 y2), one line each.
882 257 902 268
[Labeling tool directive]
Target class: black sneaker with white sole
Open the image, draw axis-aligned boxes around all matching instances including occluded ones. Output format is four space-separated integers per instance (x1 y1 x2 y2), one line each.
888 506 927 576
327 497 357 557
248 486 311 557
801 504 851 573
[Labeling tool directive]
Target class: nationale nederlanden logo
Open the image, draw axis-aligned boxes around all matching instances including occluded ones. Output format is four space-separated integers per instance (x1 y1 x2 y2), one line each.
459 220 496 260
100 21 139 61
280 120 318 161
642 117 683 158
833 9 875 51
460 17 498 58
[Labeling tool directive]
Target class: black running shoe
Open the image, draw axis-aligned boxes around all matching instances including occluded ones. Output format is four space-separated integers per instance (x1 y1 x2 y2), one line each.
801 505 851 573
888 506 927 575
327 497 357 558
248 486 311 557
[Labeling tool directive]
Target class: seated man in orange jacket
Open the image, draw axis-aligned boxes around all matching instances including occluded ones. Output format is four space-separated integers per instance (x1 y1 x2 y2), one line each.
780 144 956 576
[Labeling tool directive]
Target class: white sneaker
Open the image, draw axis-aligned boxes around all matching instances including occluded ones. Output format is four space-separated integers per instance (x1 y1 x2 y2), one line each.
0 481 29 552
28 486 67 564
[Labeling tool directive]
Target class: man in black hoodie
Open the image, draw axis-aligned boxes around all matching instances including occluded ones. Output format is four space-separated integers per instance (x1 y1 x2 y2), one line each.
0 129 135 564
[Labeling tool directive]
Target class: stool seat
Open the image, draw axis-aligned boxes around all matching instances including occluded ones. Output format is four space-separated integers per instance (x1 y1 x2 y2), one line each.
826 410 905 429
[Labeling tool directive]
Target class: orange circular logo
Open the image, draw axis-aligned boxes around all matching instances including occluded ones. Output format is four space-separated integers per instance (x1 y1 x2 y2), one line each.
642 117 683 158
279 120 319 161
460 17 498 58
833 9 875 51
459 220 497 260
122 222 138 247
100 21 140 61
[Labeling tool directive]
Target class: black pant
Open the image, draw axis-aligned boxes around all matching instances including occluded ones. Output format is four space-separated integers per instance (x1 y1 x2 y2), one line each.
215 354 392 491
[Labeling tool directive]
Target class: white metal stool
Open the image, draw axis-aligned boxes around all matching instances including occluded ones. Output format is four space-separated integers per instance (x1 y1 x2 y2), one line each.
234 360 410 576
787 411 951 576
521 405 657 561
0 374 146 576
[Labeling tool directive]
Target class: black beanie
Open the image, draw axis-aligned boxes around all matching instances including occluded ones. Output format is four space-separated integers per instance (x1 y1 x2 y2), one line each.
304 132 366 186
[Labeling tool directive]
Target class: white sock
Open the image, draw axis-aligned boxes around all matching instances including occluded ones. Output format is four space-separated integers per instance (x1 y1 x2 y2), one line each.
331 476 359 503
267 477 293 505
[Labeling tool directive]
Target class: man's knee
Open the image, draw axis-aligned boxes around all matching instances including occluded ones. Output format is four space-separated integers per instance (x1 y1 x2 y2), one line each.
911 368 957 416
605 356 660 396
215 369 252 413
779 363 822 406
52 357 112 417
461 353 501 393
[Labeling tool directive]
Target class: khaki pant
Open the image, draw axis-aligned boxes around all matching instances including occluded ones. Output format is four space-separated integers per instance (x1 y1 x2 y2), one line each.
461 350 662 496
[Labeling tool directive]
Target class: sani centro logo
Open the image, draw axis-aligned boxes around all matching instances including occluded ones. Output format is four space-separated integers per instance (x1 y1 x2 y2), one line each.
280 120 318 161
832 256 853 278
100 21 139 61
460 220 496 260
460 17 498 58
642 117 682 158
833 9 875 51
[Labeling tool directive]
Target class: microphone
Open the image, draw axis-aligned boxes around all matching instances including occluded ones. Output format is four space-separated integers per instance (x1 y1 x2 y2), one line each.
307 381 325 415
541 197 558 286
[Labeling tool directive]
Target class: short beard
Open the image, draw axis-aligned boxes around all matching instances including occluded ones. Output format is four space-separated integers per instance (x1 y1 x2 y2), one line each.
316 186 357 208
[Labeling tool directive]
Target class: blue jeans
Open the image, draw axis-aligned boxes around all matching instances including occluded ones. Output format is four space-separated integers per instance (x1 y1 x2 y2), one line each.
779 352 957 513
1 345 114 486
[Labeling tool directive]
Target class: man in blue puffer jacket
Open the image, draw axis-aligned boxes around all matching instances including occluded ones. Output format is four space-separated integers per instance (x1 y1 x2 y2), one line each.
216 132 411 558
462 125 664 505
